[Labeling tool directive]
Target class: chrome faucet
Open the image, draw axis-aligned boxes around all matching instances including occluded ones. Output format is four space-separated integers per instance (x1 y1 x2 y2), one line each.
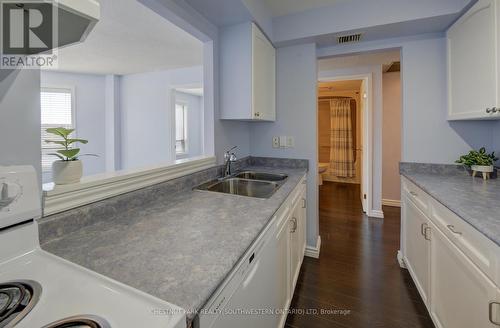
223 146 238 177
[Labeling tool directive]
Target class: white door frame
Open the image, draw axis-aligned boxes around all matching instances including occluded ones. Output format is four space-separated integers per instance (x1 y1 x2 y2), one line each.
318 73 374 217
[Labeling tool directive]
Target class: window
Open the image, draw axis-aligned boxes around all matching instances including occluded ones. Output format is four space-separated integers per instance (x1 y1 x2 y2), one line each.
175 103 188 154
41 88 74 174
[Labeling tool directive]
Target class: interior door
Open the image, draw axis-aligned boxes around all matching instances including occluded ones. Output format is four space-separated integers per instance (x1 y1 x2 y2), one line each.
360 79 368 212
403 196 431 305
429 221 500 328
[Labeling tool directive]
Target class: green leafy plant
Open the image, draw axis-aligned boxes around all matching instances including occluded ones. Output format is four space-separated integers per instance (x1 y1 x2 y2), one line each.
45 127 96 161
456 147 498 167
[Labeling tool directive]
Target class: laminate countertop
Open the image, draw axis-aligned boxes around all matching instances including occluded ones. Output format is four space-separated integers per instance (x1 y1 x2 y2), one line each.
39 165 307 324
400 163 500 247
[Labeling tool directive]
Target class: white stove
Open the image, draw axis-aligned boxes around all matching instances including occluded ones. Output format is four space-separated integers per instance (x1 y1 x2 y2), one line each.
0 166 186 328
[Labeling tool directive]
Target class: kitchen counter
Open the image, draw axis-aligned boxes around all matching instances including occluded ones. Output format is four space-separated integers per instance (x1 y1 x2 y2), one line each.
400 163 500 247
38 164 307 324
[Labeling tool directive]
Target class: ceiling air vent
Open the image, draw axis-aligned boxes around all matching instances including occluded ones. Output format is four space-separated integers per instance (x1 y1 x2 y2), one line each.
337 33 362 44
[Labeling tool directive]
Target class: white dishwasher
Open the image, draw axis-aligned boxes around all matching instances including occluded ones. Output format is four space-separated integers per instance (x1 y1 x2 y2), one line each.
198 223 282 328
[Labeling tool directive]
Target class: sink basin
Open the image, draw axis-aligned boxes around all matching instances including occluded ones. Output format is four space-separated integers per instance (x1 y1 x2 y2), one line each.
234 171 288 182
196 178 280 199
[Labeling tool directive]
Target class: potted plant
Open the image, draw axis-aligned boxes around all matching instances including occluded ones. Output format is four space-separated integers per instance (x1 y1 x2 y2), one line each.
45 127 96 185
456 147 498 180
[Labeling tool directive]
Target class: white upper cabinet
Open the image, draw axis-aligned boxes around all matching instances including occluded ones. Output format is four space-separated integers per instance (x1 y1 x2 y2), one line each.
447 0 500 120
220 22 276 121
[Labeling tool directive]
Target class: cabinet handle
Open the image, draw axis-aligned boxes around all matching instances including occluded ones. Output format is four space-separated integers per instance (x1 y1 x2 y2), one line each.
489 301 500 326
424 226 431 241
446 225 462 235
290 217 297 233
254 112 261 118
410 191 418 197
301 198 306 208
420 223 427 236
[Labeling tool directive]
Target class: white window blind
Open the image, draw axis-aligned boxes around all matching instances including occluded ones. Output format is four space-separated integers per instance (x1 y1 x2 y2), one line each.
41 88 74 172
175 103 188 154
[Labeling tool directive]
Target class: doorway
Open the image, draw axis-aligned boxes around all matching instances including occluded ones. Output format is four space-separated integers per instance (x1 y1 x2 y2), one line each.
317 74 372 213
317 49 402 219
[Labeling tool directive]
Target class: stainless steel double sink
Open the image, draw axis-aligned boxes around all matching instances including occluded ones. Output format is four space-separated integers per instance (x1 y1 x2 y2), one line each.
195 171 288 199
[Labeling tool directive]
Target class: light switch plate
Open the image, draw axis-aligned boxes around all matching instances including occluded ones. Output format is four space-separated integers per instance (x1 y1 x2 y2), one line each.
286 136 295 148
279 136 287 148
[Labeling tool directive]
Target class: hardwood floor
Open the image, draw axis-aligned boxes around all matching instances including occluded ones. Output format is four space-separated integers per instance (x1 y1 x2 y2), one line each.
285 182 434 328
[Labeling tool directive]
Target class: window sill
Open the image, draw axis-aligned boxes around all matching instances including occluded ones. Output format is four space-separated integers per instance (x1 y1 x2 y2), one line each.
42 155 216 216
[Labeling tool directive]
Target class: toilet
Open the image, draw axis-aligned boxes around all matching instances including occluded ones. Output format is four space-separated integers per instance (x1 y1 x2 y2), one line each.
318 163 329 185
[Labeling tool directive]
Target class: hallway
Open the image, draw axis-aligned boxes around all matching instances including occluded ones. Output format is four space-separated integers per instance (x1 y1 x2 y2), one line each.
285 182 435 328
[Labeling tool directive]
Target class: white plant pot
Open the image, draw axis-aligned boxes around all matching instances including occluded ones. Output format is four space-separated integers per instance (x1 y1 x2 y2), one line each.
471 165 494 173
471 165 494 180
52 160 83 185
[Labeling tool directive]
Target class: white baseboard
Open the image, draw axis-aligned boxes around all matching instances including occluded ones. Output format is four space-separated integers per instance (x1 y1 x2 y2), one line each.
305 236 321 259
397 250 406 269
370 210 384 219
382 199 401 207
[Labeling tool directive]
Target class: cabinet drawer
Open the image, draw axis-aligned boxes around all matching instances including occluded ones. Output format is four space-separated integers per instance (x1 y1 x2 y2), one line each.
402 178 432 216
430 199 499 287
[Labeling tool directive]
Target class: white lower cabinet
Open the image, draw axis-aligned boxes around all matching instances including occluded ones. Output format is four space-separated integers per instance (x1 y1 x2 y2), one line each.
429 221 500 328
402 196 431 304
401 177 500 327
199 177 307 328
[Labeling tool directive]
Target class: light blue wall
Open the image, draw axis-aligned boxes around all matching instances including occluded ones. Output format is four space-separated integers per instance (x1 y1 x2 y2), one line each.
120 66 204 170
41 71 107 179
0 70 41 183
494 122 500 156
401 38 496 163
319 36 497 165
250 43 319 247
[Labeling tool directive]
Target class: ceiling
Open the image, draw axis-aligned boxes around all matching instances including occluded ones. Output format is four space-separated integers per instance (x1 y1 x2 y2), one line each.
263 0 349 17
46 0 203 75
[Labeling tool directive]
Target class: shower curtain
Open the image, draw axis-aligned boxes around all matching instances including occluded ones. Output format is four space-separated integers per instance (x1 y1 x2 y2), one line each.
330 99 355 178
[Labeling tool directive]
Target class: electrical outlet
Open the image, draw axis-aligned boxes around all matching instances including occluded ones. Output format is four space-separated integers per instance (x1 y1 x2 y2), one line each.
272 137 280 148
286 136 295 148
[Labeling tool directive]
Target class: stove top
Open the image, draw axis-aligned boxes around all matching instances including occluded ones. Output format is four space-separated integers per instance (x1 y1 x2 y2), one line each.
0 280 41 328
41 315 110 328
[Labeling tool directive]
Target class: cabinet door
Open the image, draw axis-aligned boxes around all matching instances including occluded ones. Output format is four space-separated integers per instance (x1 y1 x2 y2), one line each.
252 26 276 121
429 221 500 328
298 188 307 261
276 212 290 328
447 0 499 120
289 203 301 291
402 196 431 305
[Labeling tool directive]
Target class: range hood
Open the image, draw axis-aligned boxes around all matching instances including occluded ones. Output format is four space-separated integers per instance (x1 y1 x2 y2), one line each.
54 0 101 49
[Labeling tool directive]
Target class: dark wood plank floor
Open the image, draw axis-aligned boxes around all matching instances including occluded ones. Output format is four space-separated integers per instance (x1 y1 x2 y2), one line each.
285 182 435 328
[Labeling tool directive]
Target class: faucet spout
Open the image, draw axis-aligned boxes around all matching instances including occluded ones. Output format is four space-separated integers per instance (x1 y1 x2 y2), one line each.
223 147 238 177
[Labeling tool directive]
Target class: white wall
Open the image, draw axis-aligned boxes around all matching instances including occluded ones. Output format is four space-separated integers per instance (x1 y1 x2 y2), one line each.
318 64 384 213
0 70 41 183
41 71 107 178
174 91 203 159
382 72 402 203
250 43 319 247
120 66 204 170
